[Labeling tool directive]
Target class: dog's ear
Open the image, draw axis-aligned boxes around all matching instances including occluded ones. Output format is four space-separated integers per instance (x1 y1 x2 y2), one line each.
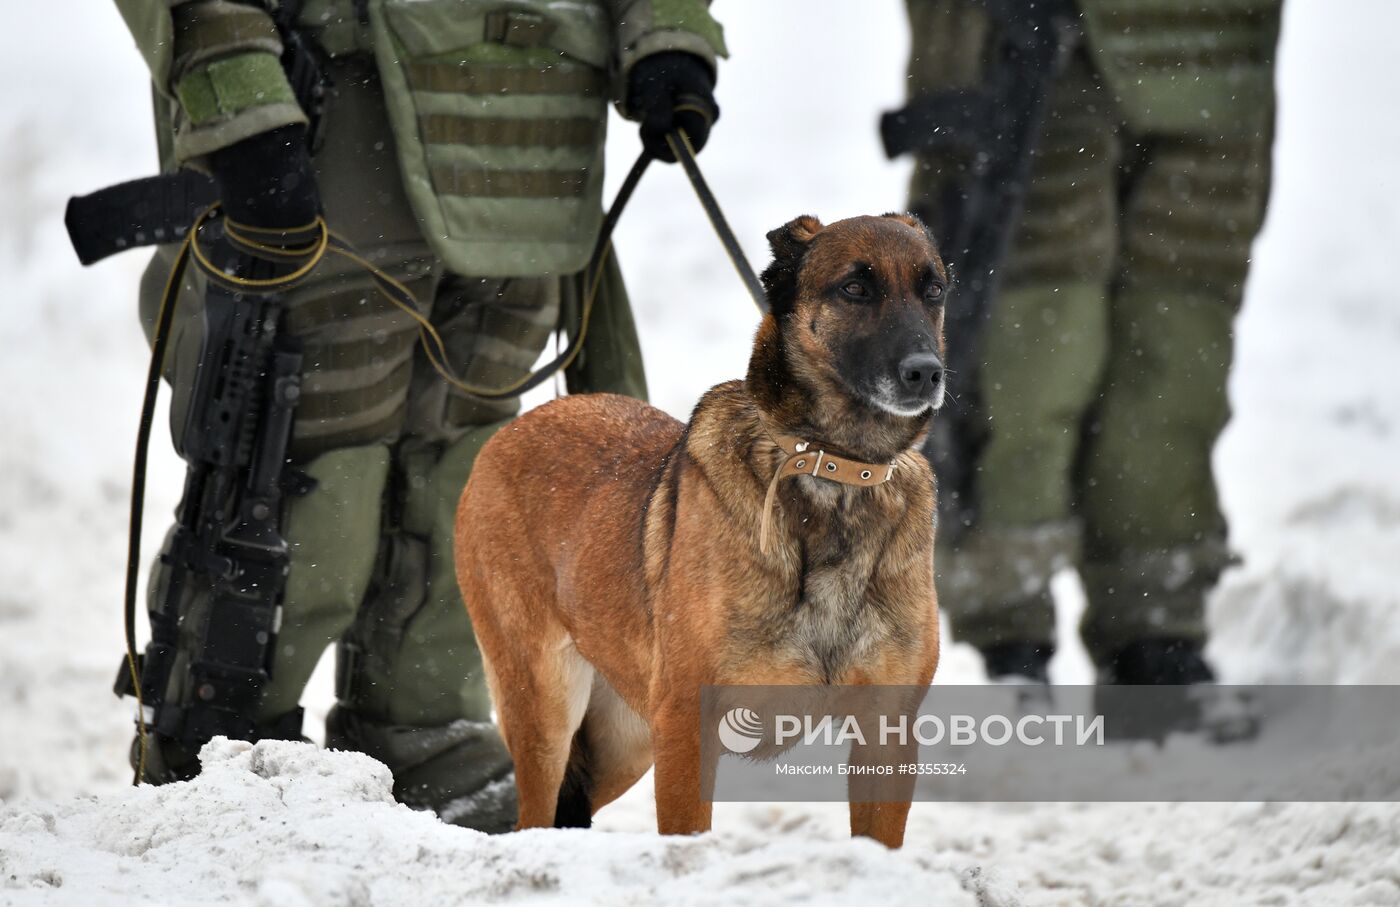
761 215 823 317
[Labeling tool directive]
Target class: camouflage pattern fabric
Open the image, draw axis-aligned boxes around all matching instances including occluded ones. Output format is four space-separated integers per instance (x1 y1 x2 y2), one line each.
904 0 1278 664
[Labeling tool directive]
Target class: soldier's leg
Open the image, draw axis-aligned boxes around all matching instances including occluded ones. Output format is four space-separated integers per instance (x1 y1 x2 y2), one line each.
253 49 437 724
1078 129 1273 669
131 243 415 780
129 53 438 780
326 423 517 830
918 50 1121 660
330 254 646 759
135 446 391 783
328 271 572 831
182 259 418 768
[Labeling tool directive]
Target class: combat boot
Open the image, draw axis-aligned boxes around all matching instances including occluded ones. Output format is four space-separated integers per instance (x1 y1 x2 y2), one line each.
129 733 201 785
1095 639 1257 743
980 641 1055 711
937 522 1077 673
1097 638 1214 685
324 706 517 833
126 708 308 784
980 640 1054 683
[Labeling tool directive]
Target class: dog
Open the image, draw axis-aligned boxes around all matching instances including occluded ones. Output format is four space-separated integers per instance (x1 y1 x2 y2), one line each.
454 213 947 848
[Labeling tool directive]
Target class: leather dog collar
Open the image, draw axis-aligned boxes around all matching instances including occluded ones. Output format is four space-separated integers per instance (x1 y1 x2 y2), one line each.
759 434 897 554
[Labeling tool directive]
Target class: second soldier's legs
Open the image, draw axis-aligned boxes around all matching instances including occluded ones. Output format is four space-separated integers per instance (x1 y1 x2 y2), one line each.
931 51 1119 675
1077 129 1273 676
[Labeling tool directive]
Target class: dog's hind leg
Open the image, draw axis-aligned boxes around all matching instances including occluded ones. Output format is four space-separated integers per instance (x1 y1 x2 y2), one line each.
553 727 595 828
476 612 594 829
575 673 653 814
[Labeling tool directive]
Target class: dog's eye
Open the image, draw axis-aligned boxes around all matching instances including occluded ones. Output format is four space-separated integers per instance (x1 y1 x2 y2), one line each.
841 281 870 300
925 284 946 303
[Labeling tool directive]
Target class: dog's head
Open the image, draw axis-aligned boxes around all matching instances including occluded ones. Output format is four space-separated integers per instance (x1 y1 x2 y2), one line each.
749 213 948 453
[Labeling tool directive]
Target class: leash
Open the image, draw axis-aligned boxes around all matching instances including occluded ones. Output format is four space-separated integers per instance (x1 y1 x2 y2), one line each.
120 128 765 783
666 131 768 313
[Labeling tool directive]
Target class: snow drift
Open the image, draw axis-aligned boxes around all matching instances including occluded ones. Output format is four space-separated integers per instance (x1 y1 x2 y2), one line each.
0 740 979 906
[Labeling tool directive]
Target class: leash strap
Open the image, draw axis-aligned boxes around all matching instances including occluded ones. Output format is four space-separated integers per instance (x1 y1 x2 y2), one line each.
666 130 768 314
759 435 898 555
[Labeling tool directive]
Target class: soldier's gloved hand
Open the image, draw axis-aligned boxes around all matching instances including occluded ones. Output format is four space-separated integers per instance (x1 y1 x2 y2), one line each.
627 51 719 163
208 124 321 228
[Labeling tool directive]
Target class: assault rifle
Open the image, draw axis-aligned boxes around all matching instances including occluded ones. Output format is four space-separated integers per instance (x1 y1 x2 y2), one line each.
65 187 310 751
881 0 1078 541
118 268 307 750
65 173 308 752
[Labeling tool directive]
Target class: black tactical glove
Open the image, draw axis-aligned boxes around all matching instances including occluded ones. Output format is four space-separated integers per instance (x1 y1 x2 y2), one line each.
626 51 719 163
207 124 320 228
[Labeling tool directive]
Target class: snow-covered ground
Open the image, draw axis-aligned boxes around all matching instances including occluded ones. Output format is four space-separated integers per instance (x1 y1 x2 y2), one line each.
3 1 1399 904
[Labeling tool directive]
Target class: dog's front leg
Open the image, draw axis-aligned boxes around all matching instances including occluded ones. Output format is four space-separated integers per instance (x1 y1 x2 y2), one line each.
650 691 715 835
848 728 918 848
849 800 914 848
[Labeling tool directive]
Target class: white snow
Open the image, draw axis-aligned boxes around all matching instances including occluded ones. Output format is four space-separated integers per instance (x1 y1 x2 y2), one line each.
0 740 977 905
2 0 1399 904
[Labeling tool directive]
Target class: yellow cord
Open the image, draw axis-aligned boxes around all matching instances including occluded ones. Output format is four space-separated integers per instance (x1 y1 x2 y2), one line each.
326 234 610 400
132 200 599 782
180 202 605 402
127 228 196 785
126 144 642 781
188 207 329 290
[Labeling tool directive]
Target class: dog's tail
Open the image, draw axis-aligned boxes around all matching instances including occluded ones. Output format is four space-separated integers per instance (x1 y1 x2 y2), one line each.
553 729 594 828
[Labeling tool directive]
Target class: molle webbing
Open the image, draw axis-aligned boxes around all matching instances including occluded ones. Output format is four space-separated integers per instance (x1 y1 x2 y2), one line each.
1099 30 1271 70
302 327 417 371
280 270 430 459
369 0 613 275
296 358 413 422
1119 135 1271 299
418 114 600 148
428 165 589 199
1090 4 1277 34
405 61 606 96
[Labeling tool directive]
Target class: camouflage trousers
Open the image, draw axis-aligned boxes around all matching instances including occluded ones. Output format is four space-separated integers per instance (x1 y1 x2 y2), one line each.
905 8 1275 664
136 57 646 826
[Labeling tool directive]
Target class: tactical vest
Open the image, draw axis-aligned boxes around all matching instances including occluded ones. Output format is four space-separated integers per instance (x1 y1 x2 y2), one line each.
1078 0 1283 135
303 0 614 277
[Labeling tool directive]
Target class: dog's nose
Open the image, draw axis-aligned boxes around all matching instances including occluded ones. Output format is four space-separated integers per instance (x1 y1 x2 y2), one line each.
898 352 943 397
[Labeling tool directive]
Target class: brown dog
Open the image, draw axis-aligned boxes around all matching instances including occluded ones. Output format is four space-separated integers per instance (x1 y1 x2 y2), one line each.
454 213 947 848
